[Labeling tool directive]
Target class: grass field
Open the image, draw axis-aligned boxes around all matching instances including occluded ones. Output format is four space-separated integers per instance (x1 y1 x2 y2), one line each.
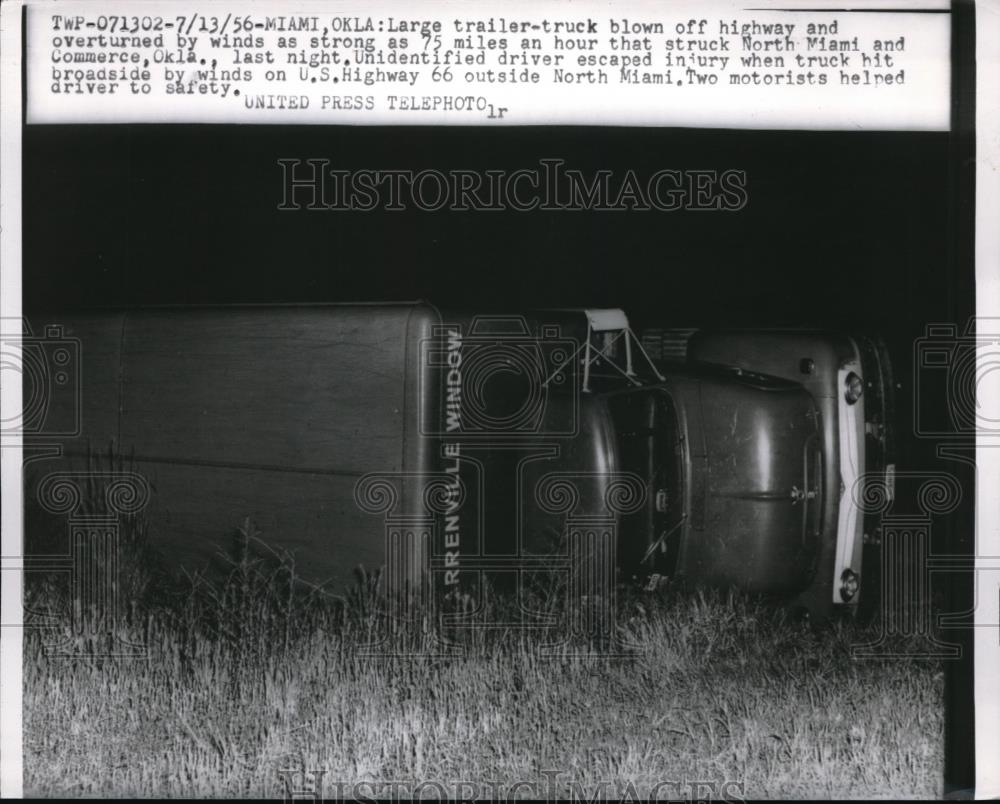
22 529 944 800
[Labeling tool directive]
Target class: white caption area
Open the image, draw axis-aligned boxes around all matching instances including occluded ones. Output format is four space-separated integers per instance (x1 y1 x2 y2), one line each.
28 0 949 128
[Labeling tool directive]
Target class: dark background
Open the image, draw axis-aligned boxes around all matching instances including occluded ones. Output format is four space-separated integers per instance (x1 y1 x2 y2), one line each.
24 125 954 330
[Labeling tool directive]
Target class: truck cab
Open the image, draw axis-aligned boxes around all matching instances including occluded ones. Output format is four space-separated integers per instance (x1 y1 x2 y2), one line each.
524 311 831 612
680 329 895 616
602 368 824 600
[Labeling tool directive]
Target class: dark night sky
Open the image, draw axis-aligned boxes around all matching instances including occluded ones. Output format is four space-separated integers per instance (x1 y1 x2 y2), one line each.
24 125 956 332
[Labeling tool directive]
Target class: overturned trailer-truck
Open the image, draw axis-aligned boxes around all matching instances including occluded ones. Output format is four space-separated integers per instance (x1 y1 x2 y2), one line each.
23 304 864 619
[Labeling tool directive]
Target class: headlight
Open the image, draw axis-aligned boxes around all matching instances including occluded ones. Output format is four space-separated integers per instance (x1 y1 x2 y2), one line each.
844 372 864 404
840 569 860 602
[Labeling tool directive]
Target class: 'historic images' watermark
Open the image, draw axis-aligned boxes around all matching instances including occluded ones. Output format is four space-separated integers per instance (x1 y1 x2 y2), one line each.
277 767 747 802
278 158 748 212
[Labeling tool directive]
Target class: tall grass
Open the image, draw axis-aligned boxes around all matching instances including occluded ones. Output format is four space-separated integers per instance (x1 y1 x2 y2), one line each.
23 515 944 799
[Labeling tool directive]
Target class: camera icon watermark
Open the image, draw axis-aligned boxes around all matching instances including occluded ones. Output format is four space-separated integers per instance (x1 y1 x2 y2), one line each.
913 318 1000 438
419 315 581 439
0 319 81 442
